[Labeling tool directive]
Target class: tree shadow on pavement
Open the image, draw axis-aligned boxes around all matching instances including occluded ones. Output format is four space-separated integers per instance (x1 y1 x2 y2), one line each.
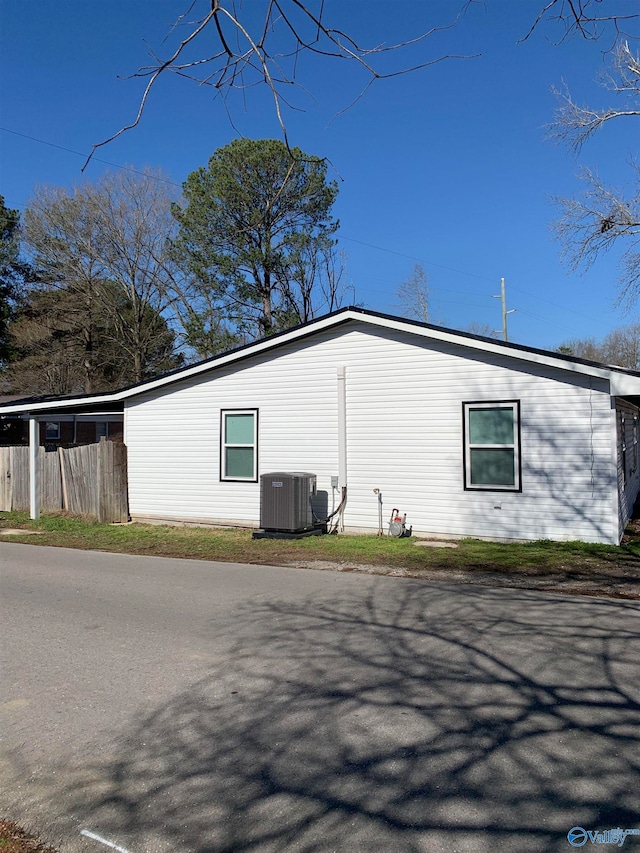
62 582 640 853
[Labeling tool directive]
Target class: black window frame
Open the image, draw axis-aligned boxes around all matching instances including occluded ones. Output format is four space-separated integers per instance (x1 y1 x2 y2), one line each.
462 400 522 492
219 408 259 483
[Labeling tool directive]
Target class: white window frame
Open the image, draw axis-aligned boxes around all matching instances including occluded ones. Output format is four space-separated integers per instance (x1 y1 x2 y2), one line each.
220 409 258 482
45 421 61 441
463 401 521 492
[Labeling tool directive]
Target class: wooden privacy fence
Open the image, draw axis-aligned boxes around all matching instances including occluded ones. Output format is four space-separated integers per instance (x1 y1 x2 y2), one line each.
0 440 128 522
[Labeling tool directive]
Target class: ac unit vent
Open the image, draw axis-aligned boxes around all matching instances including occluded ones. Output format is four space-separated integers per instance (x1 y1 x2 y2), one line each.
260 472 316 532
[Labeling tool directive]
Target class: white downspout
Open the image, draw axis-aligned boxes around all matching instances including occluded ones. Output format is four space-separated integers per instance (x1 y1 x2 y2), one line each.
337 366 347 531
29 416 40 520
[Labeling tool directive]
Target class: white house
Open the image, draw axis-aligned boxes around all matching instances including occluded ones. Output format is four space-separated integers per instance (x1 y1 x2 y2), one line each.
2 307 640 545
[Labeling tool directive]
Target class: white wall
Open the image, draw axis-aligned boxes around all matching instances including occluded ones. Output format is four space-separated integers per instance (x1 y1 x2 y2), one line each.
125 321 618 543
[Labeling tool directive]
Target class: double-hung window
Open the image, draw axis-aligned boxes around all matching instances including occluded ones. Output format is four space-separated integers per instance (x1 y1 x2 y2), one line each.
463 401 521 491
221 409 258 481
45 422 61 441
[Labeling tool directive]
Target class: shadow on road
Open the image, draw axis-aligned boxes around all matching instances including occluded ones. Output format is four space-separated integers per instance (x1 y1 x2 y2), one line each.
60 582 640 852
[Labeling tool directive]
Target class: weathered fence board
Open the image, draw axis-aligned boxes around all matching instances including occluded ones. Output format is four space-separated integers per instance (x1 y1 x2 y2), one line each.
0 448 11 511
0 441 128 522
10 446 29 511
97 439 128 523
41 448 63 511
61 444 98 517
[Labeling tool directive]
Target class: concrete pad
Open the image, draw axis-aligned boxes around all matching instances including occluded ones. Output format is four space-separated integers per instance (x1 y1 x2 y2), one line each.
414 539 459 548
0 528 44 536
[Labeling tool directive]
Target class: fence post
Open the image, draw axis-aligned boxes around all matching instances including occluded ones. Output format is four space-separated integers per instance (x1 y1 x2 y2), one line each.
29 418 40 520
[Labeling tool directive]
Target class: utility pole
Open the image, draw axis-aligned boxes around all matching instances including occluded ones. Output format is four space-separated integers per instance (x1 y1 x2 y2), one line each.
493 277 516 341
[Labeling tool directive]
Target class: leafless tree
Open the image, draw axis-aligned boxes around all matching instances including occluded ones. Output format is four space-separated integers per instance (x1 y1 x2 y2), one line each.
553 164 640 306
541 11 640 305
396 263 430 324
19 172 183 390
465 321 501 340
557 322 640 368
276 241 354 326
86 170 183 381
22 185 110 392
550 42 640 153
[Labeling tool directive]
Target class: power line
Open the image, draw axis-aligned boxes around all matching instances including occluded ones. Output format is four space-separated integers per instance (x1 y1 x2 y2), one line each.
0 127 181 187
0 125 617 335
339 233 606 326
339 234 497 284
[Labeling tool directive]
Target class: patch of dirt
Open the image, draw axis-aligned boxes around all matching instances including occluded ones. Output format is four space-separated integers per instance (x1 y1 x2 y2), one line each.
292 559 640 600
0 529 44 536
0 821 58 853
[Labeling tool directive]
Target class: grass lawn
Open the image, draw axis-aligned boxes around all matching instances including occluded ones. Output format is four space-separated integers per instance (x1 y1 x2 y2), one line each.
1 510 640 584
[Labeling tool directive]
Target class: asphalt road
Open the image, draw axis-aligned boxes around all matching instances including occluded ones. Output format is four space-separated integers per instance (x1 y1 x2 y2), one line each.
1 542 639 853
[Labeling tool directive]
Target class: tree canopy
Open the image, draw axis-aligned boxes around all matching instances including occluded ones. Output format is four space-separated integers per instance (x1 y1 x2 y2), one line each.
557 323 640 370
171 138 341 343
3 172 184 395
0 195 29 363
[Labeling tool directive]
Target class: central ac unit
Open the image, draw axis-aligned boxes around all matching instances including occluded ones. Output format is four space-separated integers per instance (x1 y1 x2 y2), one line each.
259 472 316 533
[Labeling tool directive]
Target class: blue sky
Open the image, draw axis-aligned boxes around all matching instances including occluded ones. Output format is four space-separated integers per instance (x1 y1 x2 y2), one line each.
1 0 638 350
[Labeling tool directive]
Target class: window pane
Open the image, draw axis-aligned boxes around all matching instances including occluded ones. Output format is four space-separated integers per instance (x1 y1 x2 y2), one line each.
470 448 515 486
469 408 514 445
225 413 254 444
225 447 254 479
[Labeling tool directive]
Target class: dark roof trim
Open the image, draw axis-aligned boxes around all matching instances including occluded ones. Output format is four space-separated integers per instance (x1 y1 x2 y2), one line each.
0 306 638 414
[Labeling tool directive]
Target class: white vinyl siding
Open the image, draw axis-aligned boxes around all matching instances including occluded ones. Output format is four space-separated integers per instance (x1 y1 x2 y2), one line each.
125 322 618 544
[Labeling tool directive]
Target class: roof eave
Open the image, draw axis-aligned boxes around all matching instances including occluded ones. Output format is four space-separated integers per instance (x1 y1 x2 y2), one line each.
0 307 638 415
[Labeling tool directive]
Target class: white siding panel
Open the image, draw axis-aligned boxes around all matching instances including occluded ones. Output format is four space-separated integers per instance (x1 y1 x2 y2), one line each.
125 322 618 543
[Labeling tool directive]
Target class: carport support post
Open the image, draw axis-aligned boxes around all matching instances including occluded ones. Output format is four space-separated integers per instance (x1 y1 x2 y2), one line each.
29 416 40 520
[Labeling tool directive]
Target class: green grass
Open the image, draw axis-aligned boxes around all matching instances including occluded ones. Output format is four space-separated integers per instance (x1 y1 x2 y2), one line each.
1 510 639 581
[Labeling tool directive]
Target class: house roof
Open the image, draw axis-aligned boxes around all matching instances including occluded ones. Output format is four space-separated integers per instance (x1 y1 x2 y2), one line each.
1 306 640 415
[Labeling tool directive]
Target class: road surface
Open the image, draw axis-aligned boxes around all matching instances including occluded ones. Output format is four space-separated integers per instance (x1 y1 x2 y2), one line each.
1 542 639 852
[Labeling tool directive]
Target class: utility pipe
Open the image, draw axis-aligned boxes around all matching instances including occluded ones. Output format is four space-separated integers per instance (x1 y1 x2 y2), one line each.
337 365 347 531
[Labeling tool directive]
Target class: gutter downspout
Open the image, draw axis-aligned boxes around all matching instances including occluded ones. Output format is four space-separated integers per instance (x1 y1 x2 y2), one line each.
29 416 40 520
337 365 347 532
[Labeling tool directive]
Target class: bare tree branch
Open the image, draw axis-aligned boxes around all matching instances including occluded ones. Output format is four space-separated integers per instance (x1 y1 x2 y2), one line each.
82 8 217 170
85 1 479 168
520 0 640 50
396 263 430 324
549 42 640 152
553 165 640 306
